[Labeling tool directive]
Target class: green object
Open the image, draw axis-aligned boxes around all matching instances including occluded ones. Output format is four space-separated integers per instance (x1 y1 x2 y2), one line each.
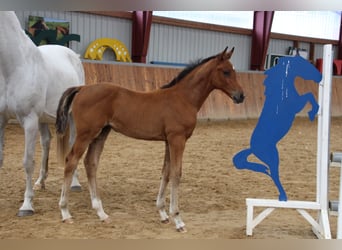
25 29 80 46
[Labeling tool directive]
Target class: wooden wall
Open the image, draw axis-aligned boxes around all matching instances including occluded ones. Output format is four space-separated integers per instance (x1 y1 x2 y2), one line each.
83 62 342 120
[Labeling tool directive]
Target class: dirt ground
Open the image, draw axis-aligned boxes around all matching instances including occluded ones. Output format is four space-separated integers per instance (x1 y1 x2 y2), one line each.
0 117 341 239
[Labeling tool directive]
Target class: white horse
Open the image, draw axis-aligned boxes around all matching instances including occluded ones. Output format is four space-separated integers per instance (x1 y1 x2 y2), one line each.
0 11 84 216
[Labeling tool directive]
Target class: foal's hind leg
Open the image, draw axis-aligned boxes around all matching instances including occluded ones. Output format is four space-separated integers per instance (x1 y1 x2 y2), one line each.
34 123 51 190
83 126 111 222
156 142 171 223
59 134 92 223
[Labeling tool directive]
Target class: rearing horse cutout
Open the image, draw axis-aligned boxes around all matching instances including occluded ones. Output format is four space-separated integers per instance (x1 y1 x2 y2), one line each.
233 54 322 201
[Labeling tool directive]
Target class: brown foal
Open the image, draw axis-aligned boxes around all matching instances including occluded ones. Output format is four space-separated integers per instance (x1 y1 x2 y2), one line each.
56 47 244 232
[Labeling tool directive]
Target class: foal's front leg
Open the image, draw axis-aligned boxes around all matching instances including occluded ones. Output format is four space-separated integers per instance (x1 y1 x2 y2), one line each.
168 135 186 232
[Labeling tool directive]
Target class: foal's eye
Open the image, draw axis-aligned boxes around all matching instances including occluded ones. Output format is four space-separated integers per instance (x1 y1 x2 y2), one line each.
223 70 230 76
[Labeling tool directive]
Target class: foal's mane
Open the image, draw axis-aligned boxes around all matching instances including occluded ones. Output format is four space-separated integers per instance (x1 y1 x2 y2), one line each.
160 55 216 89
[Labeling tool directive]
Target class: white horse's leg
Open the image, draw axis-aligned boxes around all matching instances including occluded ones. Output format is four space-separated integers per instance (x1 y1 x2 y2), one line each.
17 114 39 216
34 123 51 190
69 116 82 191
83 126 111 222
168 135 186 232
70 169 82 191
156 142 170 223
0 116 8 168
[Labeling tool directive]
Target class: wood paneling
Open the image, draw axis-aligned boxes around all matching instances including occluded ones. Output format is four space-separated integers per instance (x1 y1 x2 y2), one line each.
83 62 342 120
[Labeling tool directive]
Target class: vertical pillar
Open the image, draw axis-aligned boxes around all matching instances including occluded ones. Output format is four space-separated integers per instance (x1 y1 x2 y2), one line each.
250 11 274 70
131 11 152 63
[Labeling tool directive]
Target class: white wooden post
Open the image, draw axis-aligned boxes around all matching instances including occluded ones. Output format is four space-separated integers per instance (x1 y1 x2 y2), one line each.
313 44 333 239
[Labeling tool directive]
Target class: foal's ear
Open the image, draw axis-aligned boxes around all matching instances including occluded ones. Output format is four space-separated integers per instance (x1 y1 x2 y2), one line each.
226 47 235 59
218 46 234 60
218 47 229 60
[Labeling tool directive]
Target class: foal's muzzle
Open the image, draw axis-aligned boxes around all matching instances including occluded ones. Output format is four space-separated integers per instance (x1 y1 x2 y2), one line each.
233 92 245 104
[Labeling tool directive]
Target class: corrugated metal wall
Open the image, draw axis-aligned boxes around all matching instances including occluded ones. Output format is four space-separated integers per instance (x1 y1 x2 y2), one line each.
268 39 293 55
147 22 252 70
14 11 337 71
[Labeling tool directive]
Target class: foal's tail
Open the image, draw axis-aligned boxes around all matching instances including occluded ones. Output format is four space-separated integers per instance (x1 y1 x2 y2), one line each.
56 86 82 168
56 86 81 135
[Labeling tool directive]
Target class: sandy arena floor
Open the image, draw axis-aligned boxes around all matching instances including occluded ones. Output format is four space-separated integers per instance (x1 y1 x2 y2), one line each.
0 117 341 239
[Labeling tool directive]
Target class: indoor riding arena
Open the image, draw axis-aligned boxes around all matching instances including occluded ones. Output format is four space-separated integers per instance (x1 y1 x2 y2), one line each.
1 10 342 239
0 62 341 239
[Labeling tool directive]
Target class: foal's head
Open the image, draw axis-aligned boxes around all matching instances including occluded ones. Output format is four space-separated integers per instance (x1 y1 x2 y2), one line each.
209 47 245 103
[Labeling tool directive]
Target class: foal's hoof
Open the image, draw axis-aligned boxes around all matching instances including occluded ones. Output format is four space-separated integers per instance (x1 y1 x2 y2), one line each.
17 210 34 217
176 227 187 233
70 185 82 192
62 218 74 224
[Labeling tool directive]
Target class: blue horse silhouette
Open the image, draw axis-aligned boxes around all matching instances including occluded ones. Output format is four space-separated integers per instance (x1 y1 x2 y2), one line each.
233 54 322 201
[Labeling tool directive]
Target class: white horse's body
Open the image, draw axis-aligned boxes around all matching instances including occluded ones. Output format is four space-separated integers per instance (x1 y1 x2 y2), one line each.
0 11 84 216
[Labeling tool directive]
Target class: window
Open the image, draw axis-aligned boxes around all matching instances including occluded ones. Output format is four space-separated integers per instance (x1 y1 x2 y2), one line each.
271 11 341 40
153 11 254 29
153 11 341 40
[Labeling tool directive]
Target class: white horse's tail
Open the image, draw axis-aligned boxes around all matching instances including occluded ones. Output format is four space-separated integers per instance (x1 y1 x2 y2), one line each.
74 53 85 86
65 49 85 86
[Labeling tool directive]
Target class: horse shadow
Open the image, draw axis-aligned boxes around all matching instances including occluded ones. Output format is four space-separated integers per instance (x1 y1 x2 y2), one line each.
233 54 322 201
